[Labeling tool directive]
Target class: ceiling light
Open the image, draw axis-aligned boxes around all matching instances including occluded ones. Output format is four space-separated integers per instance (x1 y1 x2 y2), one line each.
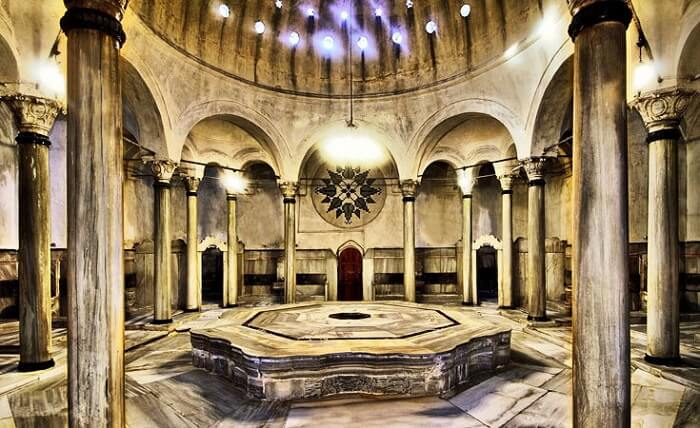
391 31 402 44
357 36 368 50
375 8 383 17
307 8 315 17
323 36 334 50
275 0 282 8
340 10 349 21
289 31 300 46
406 0 413 8
223 171 247 195
633 61 657 92
425 21 437 34
218 4 230 18
254 20 266 34
322 132 385 167
460 4 471 18
504 43 518 59
31 59 65 98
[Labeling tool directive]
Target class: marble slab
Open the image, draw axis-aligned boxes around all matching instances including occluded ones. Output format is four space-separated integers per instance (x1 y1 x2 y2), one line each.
190 302 511 401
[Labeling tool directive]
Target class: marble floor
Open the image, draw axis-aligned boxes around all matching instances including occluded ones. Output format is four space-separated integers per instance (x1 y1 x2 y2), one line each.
0 303 698 427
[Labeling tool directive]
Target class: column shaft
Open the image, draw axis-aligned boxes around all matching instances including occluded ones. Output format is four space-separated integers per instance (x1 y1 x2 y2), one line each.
226 195 238 307
17 138 53 370
461 195 473 304
646 137 679 361
403 197 416 302
569 2 632 425
527 183 546 320
501 190 514 308
284 198 296 304
153 183 172 322
62 2 127 424
185 191 199 311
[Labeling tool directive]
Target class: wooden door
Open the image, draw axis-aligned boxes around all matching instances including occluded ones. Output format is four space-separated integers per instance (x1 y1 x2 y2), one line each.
338 248 363 301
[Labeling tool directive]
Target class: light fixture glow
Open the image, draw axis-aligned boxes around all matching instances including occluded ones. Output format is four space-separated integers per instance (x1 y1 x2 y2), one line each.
218 4 230 18
425 20 437 34
456 169 475 195
375 7 383 17
392 31 402 44
406 0 413 8
323 36 334 50
289 31 300 46
504 43 518 59
357 36 368 50
460 4 471 18
340 10 349 21
254 20 266 34
633 62 657 92
275 0 283 8
307 8 315 17
321 132 385 167
223 171 247 195
537 9 557 40
31 59 65 98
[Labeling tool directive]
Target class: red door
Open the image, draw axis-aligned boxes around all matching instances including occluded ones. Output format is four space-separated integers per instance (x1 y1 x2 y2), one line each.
338 248 363 301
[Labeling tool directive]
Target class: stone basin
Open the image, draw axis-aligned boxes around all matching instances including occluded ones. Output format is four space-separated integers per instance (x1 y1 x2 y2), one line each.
190 302 511 401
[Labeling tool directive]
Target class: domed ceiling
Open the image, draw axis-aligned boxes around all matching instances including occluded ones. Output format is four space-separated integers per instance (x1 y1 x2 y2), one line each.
131 0 550 97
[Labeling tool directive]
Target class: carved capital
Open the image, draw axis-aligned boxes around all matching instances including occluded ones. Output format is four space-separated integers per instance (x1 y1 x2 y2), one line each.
279 181 299 201
64 0 128 21
631 88 696 134
400 180 418 199
183 176 201 194
498 174 516 192
567 0 632 40
1 94 63 136
522 157 549 183
148 159 177 183
456 169 476 196
62 1 128 46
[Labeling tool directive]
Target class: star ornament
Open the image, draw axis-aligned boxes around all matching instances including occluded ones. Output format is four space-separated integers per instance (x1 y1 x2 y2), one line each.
315 166 382 224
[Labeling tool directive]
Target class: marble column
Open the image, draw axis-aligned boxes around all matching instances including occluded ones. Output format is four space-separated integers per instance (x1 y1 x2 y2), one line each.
568 1 632 426
1 94 61 371
498 173 515 309
60 1 128 425
401 180 418 303
280 182 298 304
523 158 547 321
225 193 239 307
184 173 201 311
457 169 475 305
632 88 695 365
150 160 176 323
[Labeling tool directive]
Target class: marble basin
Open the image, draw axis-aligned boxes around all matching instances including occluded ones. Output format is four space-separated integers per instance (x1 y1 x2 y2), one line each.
190 302 511 401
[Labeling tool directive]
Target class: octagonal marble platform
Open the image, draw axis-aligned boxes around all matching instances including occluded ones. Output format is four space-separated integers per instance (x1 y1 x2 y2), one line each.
190 302 511 401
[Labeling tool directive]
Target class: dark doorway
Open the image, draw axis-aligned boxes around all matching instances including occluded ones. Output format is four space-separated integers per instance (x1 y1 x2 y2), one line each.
338 248 363 301
477 246 498 302
202 247 223 304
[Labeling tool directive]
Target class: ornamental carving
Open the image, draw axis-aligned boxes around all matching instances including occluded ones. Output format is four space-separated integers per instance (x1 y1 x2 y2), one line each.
631 88 696 133
400 179 418 198
148 159 177 183
522 157 549 182
279 181 299 200
311 165 386 228
0 94 63 136
184 176 201 193
315 166 383 225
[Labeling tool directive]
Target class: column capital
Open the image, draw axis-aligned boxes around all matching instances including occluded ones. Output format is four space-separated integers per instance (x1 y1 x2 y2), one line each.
631 88 696 136
456 169 475 196
567 0 632 40
498 174 516 192
62 1 128 46
522 157 549 184
183 176 201 195
280 181 299 202
400 180 418 200
1 93 63 137
147 159 177 184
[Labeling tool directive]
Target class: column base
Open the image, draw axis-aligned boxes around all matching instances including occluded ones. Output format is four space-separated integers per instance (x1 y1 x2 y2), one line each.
18 359 55 372
183 308 200 313
527 315 548 322
644 354 683 367
151 318 173 325
462 302 474 306
499 306 515 310
224 304 239 308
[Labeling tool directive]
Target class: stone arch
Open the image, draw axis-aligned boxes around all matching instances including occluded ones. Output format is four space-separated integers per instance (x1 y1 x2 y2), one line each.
674 1 700 82
409 98 527 178
174 100 291 178
121 57 169 157
336 240 365 256
0 29 19 83
528 52 574 157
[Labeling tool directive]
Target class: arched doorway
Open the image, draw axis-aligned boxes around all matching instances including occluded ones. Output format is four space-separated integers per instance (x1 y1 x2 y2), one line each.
201 247 223 304
476 246 498 302
338 248 363 301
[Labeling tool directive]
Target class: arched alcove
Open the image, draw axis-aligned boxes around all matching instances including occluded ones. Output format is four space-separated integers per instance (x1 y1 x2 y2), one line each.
416 161 461 247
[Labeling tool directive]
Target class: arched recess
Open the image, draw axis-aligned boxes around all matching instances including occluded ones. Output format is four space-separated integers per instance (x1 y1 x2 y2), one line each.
121 58 168 157
529 56 573 156
174 100 291 177
0 31 19 83
410 99 527 178
416 161 461 248
0 31 19 250
238 161 283 250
